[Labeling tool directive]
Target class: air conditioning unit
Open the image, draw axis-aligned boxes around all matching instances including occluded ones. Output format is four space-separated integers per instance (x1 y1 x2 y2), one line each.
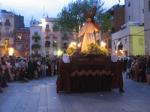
121 21 144 29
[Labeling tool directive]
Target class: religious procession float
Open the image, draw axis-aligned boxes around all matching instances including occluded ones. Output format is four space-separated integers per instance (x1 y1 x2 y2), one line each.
57 5 124 93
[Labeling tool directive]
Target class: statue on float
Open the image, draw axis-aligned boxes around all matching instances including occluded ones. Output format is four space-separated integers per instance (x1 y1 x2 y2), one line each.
78 5 100 52
67 5 107 56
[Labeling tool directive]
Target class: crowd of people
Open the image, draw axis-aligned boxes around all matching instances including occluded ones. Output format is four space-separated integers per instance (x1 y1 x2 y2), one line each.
125 56 150 83
1 54 150 93
0 55 59 93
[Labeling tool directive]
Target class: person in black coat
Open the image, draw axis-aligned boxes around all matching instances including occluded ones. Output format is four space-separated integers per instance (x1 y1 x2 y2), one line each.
0 64 3 92
28 59 35 79
126 57 132 79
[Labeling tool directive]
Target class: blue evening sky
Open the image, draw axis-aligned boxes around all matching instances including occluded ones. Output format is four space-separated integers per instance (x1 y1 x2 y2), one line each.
0 0 124 26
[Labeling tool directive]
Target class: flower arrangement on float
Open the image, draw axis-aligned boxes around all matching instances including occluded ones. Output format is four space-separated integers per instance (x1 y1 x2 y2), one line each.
67 42 108 56
83 43 108 55
66 41 77 56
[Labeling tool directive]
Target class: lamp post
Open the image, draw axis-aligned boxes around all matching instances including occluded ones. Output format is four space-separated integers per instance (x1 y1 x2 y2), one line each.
8 47 14 56
100 41 106 48
4 39 9 56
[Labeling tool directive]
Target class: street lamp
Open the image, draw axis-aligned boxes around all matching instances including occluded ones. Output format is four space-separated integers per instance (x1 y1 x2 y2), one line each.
69 41 77 48
4 39 9 56
100 41 106 48
8 47 14 56
57 49 63 57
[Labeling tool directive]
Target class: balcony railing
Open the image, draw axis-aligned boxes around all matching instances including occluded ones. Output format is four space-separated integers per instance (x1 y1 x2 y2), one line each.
31 44 41 50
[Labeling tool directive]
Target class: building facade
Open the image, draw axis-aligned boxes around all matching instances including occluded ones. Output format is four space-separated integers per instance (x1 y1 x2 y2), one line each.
102 5 125 54
112 25 145 57
144 0 150 55
108 5 125 33
30 17 73 56
15 28 30 57
125 0 144 24
30 24 42 56
111 0 145 58
0 10 15 56
0 10 25 56
14 15 25 29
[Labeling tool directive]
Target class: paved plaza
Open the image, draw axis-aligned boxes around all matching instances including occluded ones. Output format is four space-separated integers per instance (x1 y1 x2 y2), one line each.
0 76 150 112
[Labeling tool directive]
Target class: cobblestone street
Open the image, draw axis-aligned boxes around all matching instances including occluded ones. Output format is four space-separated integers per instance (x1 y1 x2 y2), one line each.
0 76 150 112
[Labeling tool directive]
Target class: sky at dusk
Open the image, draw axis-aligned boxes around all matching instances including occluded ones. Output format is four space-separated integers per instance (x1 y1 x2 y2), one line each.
0 0 124 26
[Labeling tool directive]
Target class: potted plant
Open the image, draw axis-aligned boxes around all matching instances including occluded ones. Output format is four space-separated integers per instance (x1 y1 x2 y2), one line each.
32 33 41 42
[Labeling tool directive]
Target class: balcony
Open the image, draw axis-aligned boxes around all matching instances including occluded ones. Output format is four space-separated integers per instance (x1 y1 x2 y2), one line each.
31 44 41 50
45 41 51 47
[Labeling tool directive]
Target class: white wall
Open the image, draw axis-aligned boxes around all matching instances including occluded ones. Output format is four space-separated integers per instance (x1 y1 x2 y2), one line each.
125 0 144 23
41 18 62 56
30 25 42 55
112 26 130 56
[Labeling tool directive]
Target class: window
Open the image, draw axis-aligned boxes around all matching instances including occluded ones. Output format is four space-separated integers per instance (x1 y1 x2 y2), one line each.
128 2 131 7
46 24 49 29
111 27 115 33
34 32 38 35
53 40 57 47
129 16 130 20
62 35 69 40
63 42 68 49
149 0 150 11
45 41 51 47
26 44 29 49
45 24 51 32
118 42 123 50
0 18 2 26
5 27 10 36
45 36 50 39
53 36 57 40
110 16 114 20
5 19 11 26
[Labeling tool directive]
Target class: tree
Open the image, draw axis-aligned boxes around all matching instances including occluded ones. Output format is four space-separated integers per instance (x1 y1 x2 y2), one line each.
53 23 60 32
56 0 111 33
99 13 112 32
